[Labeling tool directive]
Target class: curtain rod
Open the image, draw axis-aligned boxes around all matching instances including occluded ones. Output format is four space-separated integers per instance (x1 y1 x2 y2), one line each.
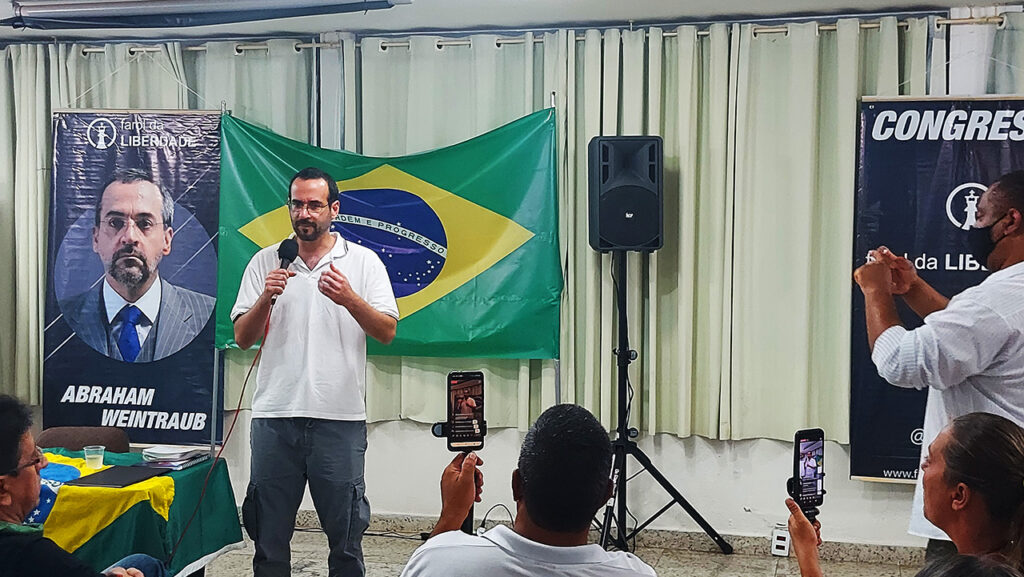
371 15 1003 47
80 41 328 54
76 14 1009 54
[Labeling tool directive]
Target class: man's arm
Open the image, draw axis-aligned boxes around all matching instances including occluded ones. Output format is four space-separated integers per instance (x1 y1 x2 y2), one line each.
233 268 295 349
429 452 483 538
785 499 823 577
341 294 397 345
233 294 272 350
318 264 397 344
901 276 950 319
871 298 1012 391
854 260 903 351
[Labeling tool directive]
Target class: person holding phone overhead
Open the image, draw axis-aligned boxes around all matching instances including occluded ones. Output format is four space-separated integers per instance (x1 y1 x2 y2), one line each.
231 167 399 577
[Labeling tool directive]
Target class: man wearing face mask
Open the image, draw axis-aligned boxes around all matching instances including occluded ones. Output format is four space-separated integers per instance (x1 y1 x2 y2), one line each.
854 170 1024 553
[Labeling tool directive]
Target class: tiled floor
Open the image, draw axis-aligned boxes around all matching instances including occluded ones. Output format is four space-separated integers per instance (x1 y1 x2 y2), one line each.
207 530 925 577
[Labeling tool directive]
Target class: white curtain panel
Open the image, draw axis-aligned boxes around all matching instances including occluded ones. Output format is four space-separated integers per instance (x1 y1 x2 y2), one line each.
0 47 34 402
355 32 567 429
728 18 931 442
1 42 196 403
990 12 1024 92
1 45 49 403
351 28 738 435
47 43 188 109
949 5 1023 95
184 39 313 410
0 40 311 406
187 39 311 140
0 47 12 399
0 17 981 441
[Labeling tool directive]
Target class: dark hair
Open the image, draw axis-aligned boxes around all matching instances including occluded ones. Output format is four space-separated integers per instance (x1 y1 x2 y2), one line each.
93 168 174 228
0 395 33 476
517 404 612 533
991 171 1024 216
944 413 1024 570
289 167 339 205
916 554 1024 577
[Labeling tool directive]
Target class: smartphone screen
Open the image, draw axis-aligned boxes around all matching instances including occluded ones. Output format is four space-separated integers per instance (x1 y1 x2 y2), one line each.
794 428 824 508
447 371 484 451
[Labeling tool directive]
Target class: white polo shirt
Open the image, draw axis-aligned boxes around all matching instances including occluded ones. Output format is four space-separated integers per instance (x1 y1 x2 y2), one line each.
231 233 399 421
400 525 657 577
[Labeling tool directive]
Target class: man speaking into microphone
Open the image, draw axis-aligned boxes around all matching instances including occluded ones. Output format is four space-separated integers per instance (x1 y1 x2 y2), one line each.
231 167 399 577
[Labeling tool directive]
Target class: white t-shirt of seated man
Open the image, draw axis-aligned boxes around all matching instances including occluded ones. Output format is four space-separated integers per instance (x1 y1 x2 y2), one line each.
401 524 657 577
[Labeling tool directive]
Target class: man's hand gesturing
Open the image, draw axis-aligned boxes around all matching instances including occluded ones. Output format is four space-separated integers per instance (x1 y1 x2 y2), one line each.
319 264 358 308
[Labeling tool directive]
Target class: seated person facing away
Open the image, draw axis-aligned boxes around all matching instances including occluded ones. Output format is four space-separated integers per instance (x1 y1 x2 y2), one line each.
0 394 166 577
786 412 1024 577
401 403 656 577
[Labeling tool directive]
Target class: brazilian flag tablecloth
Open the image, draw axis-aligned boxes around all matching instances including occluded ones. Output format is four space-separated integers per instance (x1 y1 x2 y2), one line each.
40 449 243 576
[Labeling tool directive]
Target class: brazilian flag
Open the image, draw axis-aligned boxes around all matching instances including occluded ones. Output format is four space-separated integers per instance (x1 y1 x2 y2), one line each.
217 109 562 359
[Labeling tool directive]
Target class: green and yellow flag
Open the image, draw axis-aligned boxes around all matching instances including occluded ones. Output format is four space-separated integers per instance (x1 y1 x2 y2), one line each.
217 109 562 358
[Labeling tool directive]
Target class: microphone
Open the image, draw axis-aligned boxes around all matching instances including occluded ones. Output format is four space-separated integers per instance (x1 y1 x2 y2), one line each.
272 238 299 305
278 238 299 269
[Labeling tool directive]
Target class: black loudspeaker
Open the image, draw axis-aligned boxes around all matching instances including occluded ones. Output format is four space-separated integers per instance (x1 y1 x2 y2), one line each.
588 136 663 252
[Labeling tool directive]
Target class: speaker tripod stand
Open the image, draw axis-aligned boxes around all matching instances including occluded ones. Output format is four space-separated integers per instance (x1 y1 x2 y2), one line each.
597 251 733 554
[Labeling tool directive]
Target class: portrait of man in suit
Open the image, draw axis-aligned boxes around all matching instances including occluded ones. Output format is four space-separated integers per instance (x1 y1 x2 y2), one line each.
58 168 216 362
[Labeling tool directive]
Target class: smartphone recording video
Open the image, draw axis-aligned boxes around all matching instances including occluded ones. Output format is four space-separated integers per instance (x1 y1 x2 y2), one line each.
447 371 484 452
793 428 825 509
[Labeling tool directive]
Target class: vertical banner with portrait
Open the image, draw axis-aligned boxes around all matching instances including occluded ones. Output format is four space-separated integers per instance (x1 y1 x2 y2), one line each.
44 111 223 445
852 98 1024 480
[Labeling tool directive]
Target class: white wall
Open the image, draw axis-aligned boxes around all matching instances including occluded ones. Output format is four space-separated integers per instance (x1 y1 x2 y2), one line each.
219 411 924 547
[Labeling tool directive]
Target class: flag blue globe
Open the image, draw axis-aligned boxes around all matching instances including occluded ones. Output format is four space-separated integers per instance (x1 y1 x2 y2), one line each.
333 188 447 299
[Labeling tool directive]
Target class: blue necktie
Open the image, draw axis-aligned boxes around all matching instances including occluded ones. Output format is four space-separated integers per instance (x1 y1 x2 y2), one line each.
116 305 143 362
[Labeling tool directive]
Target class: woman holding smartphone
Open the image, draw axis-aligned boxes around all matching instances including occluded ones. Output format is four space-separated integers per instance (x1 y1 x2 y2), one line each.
787 412 1024 577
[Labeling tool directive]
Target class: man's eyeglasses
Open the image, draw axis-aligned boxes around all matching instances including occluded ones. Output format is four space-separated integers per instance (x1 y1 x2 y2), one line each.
100 215 164 236
3 446 44 476
289 200 330 215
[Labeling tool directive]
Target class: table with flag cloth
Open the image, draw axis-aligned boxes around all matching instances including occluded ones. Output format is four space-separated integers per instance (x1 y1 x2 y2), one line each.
38 449 244 576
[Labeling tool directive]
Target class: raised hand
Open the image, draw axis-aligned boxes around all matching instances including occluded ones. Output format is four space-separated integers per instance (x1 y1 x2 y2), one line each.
872 246 919 295
318 263 357 308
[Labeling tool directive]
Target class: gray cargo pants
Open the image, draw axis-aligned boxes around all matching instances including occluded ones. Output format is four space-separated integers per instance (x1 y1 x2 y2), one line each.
244 418 370 577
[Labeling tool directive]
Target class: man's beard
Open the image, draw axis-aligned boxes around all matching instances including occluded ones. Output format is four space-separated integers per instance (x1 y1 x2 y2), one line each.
293 217 328 241
109 246 151 289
